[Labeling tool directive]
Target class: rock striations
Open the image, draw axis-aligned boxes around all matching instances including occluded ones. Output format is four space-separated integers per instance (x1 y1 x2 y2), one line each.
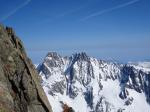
0 25 52 112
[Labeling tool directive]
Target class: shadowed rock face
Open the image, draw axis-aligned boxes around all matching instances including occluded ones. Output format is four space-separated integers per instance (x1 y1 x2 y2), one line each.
0 25 52 112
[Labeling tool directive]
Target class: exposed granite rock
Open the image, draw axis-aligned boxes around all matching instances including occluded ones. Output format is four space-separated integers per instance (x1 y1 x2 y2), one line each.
0 24 52 112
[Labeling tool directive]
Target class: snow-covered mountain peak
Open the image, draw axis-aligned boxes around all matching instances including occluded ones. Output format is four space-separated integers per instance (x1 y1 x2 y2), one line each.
71 52 89 61
46 52 62 60
37 52 150 112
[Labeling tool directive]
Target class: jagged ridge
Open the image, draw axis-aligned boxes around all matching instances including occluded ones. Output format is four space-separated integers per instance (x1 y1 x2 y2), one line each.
38 52 150 112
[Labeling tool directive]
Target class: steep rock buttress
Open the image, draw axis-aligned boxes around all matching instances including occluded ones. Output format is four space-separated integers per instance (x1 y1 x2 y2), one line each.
0 25 52 112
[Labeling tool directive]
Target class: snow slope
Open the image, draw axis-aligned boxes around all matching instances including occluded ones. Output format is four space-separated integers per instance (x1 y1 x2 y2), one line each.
37 52 150 112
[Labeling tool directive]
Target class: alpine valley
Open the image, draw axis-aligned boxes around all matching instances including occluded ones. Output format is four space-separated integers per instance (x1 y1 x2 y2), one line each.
37 52 150 112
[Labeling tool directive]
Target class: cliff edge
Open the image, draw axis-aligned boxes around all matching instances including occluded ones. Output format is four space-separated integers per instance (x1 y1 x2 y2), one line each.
0 24 52 112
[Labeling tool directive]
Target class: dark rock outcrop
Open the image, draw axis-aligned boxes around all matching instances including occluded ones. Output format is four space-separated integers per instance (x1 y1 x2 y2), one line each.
0 25 52 112
119 64 150 103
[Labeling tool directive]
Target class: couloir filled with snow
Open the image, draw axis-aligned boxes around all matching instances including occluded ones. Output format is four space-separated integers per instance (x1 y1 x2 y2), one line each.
37 52 150 112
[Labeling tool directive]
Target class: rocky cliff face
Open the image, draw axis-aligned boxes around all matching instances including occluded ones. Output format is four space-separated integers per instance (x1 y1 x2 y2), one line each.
37 52 150 112
0 25 52 112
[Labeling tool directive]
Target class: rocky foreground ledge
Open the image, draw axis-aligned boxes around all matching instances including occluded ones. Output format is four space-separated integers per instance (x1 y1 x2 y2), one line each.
0 24 52 112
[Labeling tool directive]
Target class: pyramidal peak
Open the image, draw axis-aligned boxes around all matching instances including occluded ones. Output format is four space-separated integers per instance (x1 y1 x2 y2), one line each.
46 52 62 60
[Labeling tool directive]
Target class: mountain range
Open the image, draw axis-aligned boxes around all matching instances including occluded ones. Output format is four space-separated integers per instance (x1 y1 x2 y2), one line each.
1 24 150 112
37 52 150 112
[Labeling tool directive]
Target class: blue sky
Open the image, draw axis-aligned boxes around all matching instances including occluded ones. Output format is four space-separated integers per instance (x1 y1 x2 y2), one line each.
0 0 150 63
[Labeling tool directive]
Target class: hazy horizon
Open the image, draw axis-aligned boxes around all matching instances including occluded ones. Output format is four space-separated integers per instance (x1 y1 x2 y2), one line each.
0 0 150 63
